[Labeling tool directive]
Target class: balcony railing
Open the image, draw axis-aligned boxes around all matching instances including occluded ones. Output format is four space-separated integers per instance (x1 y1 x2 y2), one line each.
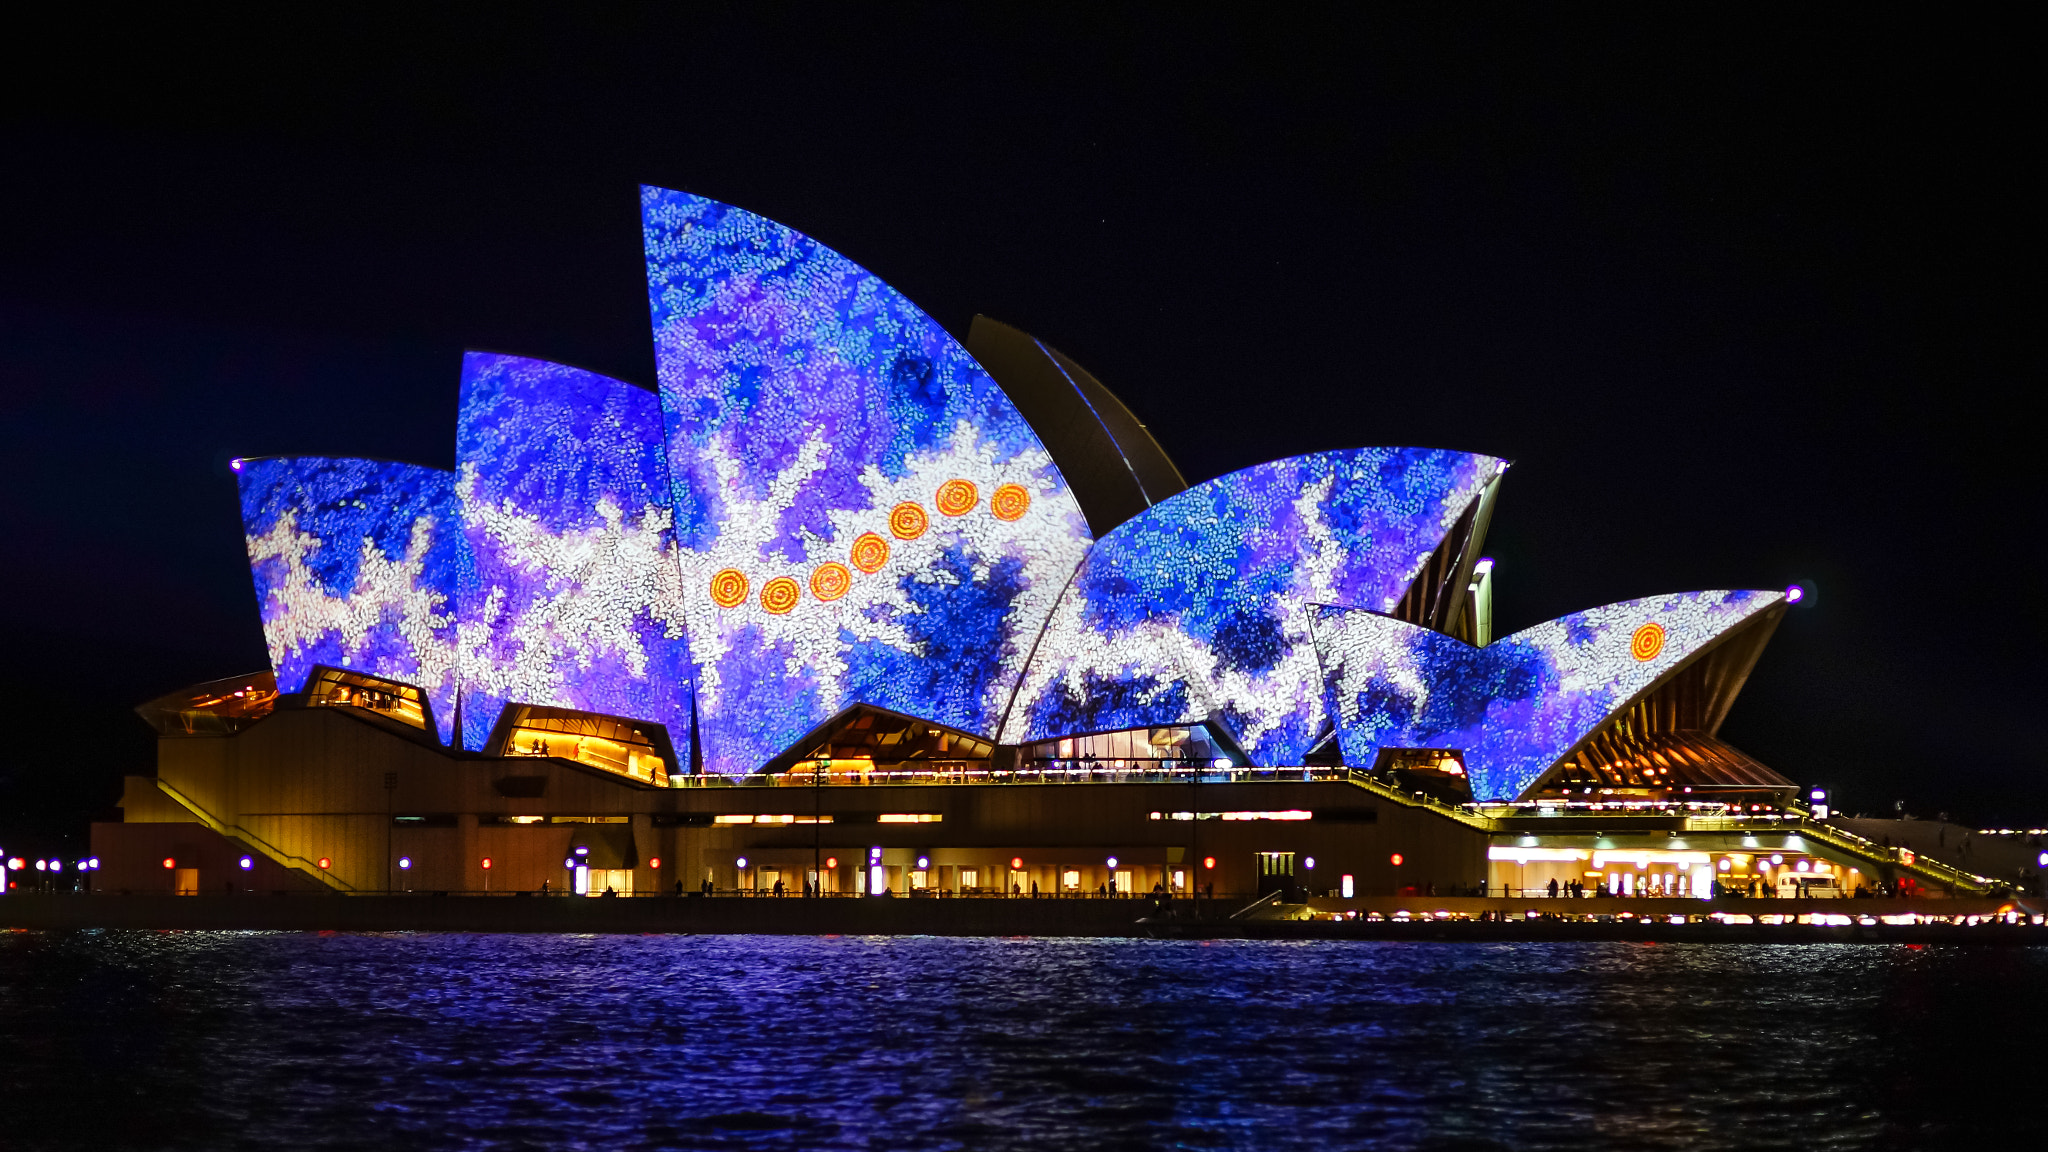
668 763 1352 787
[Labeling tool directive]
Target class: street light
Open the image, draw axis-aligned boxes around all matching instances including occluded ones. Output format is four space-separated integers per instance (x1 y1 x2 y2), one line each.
814 753 828 897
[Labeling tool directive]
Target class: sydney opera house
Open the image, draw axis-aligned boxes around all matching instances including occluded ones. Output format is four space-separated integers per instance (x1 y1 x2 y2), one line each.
87 187 1996 906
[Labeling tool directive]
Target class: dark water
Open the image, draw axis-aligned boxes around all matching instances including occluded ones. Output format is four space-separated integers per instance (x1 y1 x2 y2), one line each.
2 933 2043 1150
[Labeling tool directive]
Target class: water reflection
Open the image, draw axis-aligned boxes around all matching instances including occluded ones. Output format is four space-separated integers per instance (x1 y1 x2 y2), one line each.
1 933 2042 1150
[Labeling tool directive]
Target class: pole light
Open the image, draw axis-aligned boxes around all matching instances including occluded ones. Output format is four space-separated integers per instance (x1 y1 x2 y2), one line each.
814 754 827 897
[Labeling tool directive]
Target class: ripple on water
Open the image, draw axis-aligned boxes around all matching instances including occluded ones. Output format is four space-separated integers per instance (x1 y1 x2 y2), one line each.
1 933 2043 1150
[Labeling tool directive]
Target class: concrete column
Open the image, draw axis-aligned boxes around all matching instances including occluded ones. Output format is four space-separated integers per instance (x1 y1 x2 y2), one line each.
456 813 479 894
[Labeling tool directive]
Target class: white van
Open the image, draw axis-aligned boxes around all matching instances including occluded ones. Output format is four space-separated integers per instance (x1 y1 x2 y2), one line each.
1776 873 1843 898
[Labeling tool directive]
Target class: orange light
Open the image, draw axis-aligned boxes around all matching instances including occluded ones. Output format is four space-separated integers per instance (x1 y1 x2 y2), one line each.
935 479 978 516
809 562 852 602
708 568 749 609
759 576 801 614
1630 622 1667 662
162 857 175 870
1390 853 1404 866
826 856 839 868
480 857 493 870
318 857 331 869
648 857 662 869
1203 856 1216 869
990 483 1031 521
889 501 929 540
850 532 890 574
1010 856 1024 869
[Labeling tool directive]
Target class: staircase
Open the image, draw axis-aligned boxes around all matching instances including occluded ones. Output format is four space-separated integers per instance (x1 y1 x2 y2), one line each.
151 779 355 891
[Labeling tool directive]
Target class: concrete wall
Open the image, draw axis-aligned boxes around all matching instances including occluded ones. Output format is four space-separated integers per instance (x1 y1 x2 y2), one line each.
101 704 1492 898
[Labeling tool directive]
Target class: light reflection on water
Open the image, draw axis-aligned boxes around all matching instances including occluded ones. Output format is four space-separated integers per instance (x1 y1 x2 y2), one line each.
1 932 2042 1150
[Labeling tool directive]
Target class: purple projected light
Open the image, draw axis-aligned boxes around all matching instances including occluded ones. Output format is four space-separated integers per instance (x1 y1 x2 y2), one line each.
1312 589 1786 800
1785 584 1805 604
236 456 466 744
1003 447 1502 763
454 352 694 757
642 186 1093 774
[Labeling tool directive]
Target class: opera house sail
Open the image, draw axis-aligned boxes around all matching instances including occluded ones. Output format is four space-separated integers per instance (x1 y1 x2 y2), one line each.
98 184 1959 908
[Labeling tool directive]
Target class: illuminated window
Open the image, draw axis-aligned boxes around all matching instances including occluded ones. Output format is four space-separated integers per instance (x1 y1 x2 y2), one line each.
1024 724 1225 767
877 813 942 824
1257 852 1295 877
585 869 633 897
305 667 428 730
1149 810 1309 821
500 705 674 785
136 671 279 737
1062 869 1081 891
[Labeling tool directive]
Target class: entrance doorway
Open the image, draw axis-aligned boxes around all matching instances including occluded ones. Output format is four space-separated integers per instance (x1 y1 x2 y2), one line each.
1256 851 1295 896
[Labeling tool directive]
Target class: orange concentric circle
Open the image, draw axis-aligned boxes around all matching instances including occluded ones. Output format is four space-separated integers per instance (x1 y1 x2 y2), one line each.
990 483 1031 522
1629 622 1666 662
935 478 978 517
889 501 929 540
709 568 749 609
850 532 890 574
810 561 852 602
760 576 802 615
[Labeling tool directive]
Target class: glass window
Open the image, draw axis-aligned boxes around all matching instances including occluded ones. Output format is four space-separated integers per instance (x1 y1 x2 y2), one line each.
306 667 428 730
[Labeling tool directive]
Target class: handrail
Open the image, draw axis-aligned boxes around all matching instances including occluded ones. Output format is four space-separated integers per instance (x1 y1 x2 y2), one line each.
152 779 355 891
1785 818 1995 894
1230 891 1284 920
675 764 1366 788
1328 769 1501 832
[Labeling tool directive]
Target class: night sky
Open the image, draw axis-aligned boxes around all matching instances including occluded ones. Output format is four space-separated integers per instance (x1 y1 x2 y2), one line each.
1 7 2037 852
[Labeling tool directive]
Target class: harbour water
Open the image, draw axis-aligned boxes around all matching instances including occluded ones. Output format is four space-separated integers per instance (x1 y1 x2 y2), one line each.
2 932 2041 1150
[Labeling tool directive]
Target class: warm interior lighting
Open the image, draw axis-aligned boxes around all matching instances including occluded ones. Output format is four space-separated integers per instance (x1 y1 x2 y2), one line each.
1149 810 1308 821
877 813 942 823
306 667 428 730
1488 847 1590 863
1590 850 1710 868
